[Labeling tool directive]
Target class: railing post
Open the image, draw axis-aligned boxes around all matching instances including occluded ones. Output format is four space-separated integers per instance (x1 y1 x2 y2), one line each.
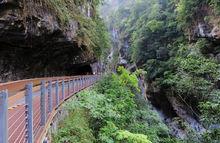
68 80 70 96
84 77 86 88
62 80 65 100
55 80 59 106
0 90 8 143
40 80 46 126
79 78 81 90
82 77 85 89
80 78 83 90
78 78 80 91
76 79 79 92
25 83 33 143
73 79 75 93
85 77 87 87
91 77 92 83
71 79 74 93
81 77 83 89
69 80 72 93
80 78 82 90
82 77 84 88
48 81 52 113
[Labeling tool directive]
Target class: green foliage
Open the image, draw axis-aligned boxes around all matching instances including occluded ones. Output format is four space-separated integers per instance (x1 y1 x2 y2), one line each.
209 0 220 14
110 0 179 63
116 130 152 143
94 67 138 127
175 0 199 29
52 108 95 143
92 17 111 56
163 43 219 100
108 0 220 142
53 68 172 143
173 0 220 31
83 68 172 143
146 20 164 32
161 42 220 142
37 0 110 57
98 122 119 143
199 90 220 126
201 128 220 143
78 90 119 121
128 95 171 143
116 66 140 91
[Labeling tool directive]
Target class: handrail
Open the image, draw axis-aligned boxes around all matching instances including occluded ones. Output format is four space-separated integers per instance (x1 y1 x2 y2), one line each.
0 75 100 143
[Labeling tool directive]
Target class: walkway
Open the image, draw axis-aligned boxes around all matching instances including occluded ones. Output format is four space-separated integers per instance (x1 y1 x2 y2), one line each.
0 75 100 143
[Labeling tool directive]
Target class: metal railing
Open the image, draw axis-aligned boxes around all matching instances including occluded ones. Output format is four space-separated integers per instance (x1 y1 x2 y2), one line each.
0 75 100 143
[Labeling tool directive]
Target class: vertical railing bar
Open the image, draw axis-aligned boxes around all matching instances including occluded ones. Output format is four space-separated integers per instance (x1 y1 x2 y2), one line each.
40 80 46 126
70 79 72 93
78 78 80 91
80 77 82 90
62 80 65 100
76 79 79 92
80 78 81 90
48 81 52 113
55 80 59 107
68 80 70 97
0 90 8 143
0 76 99 143
73 79 75 93
25 83 33 143
72 79 74 93
82 77 84 88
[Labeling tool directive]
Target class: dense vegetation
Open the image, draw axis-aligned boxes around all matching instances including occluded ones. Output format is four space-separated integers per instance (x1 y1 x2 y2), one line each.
51 0 220 142
107 0 220 142
53 67 180 143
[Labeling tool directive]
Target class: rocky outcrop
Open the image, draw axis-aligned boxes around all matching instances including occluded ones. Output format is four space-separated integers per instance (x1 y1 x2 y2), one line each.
196 22 220 42
167 96 206 133
193 4 220 43
0 0 97 82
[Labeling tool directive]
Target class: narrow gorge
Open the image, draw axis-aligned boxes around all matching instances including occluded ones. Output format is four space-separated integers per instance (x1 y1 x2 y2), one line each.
100 0 220 142
0 0 220 143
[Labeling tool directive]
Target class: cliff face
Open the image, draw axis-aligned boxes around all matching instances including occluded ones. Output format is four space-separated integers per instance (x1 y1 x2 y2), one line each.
0 0 97 81
196 20 220 41
104 0 220 140
193 6 220 42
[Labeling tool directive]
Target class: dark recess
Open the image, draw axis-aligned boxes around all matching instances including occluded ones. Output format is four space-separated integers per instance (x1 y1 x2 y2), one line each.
68 64 93 75
148 92 178 119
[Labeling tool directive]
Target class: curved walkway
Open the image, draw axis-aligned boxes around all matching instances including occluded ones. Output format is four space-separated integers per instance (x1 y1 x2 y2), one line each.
0 75 100 143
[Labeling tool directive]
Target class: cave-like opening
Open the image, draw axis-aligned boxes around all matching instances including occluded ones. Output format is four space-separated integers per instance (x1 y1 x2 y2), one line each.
68 64 93 75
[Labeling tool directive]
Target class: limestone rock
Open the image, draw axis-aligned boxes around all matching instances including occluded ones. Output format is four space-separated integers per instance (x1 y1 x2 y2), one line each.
196 22 220 42
0 0 96 82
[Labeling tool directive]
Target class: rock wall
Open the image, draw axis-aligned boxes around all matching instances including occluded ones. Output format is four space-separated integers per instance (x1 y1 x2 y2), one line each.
0 0 96 82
